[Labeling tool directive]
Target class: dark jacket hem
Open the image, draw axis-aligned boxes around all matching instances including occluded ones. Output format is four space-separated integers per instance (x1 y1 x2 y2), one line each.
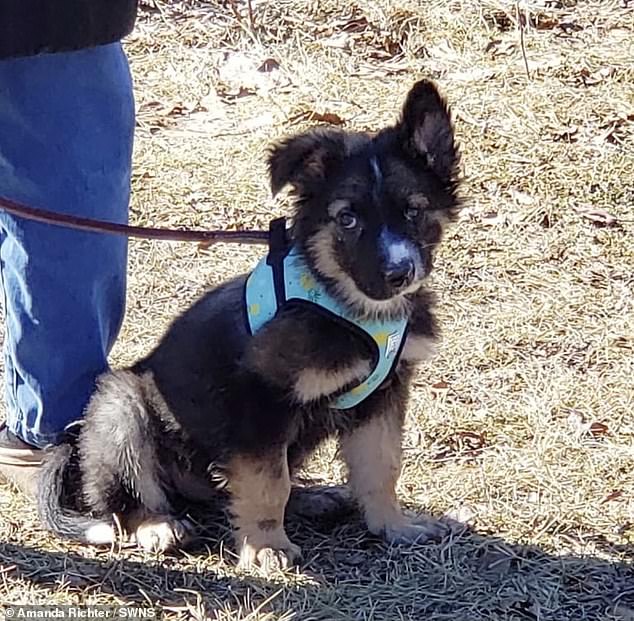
0 0 138 60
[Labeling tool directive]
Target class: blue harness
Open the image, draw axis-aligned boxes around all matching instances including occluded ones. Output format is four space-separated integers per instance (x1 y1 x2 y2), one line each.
245 219 408 409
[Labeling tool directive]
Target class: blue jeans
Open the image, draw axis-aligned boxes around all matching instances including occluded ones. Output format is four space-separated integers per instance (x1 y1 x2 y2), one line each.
0 44 134 448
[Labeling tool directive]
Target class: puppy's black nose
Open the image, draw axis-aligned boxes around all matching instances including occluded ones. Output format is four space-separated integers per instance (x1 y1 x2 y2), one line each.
384 259 414 290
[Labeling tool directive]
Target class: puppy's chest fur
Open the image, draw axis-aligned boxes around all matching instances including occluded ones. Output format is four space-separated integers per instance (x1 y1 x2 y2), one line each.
130 275 429 475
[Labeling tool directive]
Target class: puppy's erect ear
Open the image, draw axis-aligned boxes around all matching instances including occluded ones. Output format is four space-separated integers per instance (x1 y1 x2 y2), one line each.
268 129 346 196
398 80 459 183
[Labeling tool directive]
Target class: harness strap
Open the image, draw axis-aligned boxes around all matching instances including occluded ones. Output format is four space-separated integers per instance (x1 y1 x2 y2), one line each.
266 217 289 308
245 223 408 409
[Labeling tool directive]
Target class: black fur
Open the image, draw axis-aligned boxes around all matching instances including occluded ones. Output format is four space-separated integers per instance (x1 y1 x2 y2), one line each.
37 80 462 564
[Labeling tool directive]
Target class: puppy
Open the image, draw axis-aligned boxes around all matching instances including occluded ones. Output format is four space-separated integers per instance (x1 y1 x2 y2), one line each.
38 79 461 571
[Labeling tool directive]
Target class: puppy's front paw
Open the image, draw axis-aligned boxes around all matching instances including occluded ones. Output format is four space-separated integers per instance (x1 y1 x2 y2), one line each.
381 514 448 545
134 516 195 552
237 539 301 572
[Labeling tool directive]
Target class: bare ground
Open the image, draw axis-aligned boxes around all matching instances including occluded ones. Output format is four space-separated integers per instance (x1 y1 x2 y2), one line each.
1 1 634 619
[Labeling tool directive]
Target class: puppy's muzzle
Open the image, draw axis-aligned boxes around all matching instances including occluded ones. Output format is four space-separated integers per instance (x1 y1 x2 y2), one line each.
383 258 415 291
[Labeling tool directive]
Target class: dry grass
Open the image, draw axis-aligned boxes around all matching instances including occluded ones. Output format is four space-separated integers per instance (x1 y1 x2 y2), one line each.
2 0 634 618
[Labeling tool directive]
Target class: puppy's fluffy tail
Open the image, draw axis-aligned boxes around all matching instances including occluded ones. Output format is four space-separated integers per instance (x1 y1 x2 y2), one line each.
37 440 116 545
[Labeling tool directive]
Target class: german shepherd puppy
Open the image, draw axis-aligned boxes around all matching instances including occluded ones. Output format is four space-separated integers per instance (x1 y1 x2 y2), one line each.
38 80 461 571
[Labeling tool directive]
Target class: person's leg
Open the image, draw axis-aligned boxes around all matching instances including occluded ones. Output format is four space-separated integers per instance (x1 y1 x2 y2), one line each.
0 43 134 460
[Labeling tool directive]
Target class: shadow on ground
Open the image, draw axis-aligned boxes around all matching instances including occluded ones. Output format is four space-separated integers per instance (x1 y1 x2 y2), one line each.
2 505 633 620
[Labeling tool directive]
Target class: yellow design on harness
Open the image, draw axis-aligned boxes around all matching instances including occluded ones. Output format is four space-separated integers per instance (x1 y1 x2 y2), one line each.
373 331 389 346
300 272 316 291
350 382 368 395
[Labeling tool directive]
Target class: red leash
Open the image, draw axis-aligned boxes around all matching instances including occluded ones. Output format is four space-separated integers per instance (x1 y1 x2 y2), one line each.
0 196 269 245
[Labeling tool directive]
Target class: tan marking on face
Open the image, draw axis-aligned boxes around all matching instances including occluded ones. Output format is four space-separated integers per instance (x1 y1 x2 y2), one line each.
308 228 414 320
293 360 371 403
328 199 350 218
227 449 300 569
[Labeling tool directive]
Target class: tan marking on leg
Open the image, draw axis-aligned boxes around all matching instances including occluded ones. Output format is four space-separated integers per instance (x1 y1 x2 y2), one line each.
340 413 404 534
294 360 371 403
228 448 300 571
340 411 446 543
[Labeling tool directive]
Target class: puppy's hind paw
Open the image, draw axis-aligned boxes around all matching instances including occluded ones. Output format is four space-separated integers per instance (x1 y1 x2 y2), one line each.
134 516 195 553
382 514 449 545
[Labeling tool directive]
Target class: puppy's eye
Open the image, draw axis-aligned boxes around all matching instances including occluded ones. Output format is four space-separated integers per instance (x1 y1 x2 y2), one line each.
405 206 420 221
336 210 358 229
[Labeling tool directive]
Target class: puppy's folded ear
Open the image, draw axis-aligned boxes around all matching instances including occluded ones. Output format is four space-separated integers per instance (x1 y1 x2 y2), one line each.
268 129 345 196
398 80 459 183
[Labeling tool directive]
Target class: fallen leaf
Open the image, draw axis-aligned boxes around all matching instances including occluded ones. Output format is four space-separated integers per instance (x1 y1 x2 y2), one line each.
559 21 584 33
551 124 579 142
572 205 618 227
431 380 449 390
484 10 514 31
579 66 616 87
595 113 634 144
457 431 487 451
136 99 201 132
533 14 561 30
539 212 554 228
166 104 189 117
485 39 516 57
289 110 346 126
484 39 502 53
217 84 255 100
217 51 288 98
601 489 623 504
257 58 280 72
589 421 609 437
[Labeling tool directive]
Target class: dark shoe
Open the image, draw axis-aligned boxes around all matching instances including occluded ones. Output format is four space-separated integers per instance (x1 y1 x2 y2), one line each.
0 423 42 498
